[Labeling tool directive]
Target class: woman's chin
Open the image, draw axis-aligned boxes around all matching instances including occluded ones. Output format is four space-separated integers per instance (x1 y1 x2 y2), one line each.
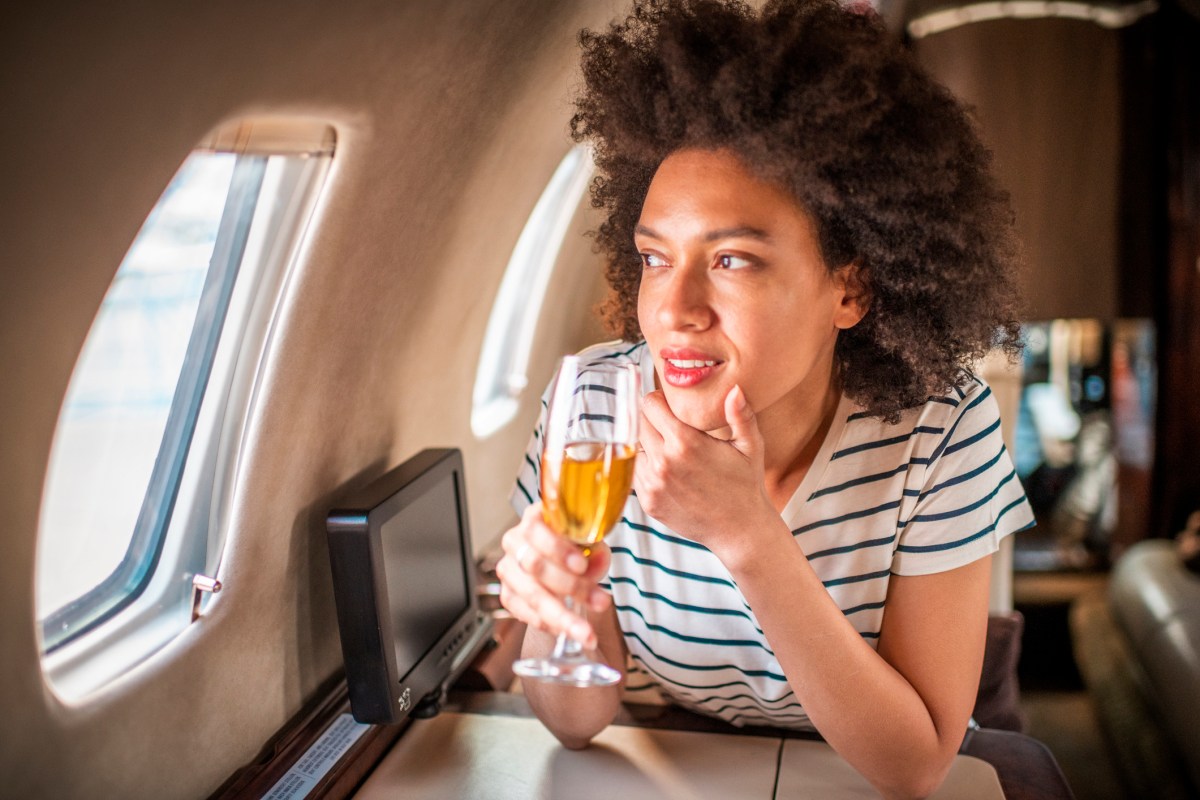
661 392 727 434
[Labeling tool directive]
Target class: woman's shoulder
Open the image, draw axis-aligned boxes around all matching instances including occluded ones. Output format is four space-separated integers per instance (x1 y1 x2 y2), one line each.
574 339 648 365
842 372 998 438
919 373 997 427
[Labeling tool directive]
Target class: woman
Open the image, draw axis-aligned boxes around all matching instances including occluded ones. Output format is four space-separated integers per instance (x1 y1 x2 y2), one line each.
495 1 1033 796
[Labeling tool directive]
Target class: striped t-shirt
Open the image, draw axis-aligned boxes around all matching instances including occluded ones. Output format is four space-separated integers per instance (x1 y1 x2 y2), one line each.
511 340 1035 731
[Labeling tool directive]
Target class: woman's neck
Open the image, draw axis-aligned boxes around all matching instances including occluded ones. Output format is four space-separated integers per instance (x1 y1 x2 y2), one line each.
757 369 842 513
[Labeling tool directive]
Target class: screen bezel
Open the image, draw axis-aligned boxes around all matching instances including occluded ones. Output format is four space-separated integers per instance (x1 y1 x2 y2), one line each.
368 463 474 684
327 448 491 724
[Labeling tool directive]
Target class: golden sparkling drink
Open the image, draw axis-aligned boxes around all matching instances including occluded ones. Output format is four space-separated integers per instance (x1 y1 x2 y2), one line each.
541 441 636 545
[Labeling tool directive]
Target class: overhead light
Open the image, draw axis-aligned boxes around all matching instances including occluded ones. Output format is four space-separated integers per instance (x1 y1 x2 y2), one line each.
908 0 1157 38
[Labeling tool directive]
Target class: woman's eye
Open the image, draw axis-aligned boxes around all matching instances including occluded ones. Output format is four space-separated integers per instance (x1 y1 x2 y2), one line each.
717 254 753 270
640 252 668 268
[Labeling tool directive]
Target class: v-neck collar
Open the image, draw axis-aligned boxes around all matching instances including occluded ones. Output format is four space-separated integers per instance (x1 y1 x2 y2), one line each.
779 391 852 528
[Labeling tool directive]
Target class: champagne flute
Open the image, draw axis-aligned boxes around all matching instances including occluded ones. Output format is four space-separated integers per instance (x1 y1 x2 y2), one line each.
513 356 639 687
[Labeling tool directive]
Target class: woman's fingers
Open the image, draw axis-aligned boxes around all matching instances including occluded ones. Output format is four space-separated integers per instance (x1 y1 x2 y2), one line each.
508 504 586 569
499 561 595 646
638 404 666 467
496 503 603 645
582 540 611 578
586 584 612 614
502 535 588 600
523 510 589 576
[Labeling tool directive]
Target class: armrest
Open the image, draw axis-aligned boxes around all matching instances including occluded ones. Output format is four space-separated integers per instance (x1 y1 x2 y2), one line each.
959 728 1075 800
1108 540 1200 790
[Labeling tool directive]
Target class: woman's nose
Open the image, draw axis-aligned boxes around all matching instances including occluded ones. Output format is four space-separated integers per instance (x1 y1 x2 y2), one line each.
655 266 713 331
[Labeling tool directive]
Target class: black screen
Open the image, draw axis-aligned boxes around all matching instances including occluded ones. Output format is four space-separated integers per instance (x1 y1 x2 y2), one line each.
379 474 470 679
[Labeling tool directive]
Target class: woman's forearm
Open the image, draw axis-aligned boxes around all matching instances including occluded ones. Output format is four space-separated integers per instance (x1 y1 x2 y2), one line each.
720 521 959 799
518 609 626 749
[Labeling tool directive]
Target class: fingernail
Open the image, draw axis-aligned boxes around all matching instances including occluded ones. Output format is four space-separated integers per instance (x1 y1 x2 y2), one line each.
567 552 587 573
589 587 608 608
571 623 591 642
733 384 748 411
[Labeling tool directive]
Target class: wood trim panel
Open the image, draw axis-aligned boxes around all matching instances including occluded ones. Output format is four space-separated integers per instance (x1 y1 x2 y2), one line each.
1152 0 1200 538
208 673 409 800
209 617 524 799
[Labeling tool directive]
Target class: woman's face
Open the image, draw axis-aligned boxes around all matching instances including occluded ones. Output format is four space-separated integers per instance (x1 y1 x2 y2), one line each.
635 148 866 433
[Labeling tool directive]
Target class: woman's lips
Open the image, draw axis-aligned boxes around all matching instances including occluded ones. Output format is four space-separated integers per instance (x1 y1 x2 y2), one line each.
660 350 724 388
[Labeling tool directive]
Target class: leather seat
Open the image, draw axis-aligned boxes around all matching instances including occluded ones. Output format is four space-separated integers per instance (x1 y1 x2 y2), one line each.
1071 539 1200 798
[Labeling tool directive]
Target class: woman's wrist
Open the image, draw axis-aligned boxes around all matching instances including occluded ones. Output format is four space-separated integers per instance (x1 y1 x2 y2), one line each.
713 504 798 578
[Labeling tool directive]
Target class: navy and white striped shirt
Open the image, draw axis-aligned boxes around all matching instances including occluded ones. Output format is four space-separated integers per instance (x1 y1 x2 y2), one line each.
511 340 1034 730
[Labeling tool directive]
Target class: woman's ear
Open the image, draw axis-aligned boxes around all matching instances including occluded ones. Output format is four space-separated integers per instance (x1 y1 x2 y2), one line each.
833 262 871 330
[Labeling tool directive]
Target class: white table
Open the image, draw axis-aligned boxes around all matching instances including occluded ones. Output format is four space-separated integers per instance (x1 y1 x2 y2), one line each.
354 711 1005 799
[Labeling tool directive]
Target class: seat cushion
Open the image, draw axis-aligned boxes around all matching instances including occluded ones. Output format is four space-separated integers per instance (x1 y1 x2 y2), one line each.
1108 540 1200 791
1071 587 1196 799
974 611 1026 732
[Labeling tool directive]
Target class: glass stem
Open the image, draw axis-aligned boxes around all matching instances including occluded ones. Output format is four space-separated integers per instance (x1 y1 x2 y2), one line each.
552 595 585 659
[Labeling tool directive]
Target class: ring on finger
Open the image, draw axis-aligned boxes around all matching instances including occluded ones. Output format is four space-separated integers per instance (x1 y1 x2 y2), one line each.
515 543 533 572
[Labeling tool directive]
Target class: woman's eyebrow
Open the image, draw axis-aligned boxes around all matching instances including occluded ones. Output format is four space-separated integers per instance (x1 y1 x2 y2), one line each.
634 224 773 243
703 225 772 243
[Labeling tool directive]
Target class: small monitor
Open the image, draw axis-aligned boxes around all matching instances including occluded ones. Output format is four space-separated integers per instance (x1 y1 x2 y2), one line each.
326 449 493 724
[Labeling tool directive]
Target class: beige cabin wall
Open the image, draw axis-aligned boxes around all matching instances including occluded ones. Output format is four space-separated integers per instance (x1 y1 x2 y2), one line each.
914 18 1122 322
0 1 618 797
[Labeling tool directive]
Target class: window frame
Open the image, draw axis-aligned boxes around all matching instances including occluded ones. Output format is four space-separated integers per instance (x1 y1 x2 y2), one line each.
470 145 594 439
40 156 268 654
38 120 336 697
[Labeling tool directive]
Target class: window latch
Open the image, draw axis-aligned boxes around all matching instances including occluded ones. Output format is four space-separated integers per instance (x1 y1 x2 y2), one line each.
191 574 223 622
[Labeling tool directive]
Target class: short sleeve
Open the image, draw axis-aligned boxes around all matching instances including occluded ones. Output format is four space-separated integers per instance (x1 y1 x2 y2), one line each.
891 379 1036 576
508 384 550 519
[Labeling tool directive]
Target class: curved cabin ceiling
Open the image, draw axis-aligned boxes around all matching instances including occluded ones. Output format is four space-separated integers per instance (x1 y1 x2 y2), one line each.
0 1 615 797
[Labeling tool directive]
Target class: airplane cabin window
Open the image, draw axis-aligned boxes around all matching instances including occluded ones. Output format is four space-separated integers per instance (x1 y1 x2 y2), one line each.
470 145 594 439
37 119 335 698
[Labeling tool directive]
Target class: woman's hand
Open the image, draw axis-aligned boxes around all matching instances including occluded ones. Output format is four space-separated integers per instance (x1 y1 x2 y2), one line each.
634 384 777 560
495 502 612 650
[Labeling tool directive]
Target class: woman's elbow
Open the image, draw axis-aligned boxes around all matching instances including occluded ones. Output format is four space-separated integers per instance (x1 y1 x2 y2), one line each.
553 731 596 751
524 686 620 750
877 776 946 800
875 751 956 800
545 713 611 750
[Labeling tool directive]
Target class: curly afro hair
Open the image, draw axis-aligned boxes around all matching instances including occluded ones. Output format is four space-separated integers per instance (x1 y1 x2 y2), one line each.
571 0 1024 421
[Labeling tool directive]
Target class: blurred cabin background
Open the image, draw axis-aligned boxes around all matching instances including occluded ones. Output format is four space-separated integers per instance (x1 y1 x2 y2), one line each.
892 0 1200 796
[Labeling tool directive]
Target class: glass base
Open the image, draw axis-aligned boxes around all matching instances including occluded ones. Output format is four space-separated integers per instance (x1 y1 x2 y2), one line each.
512 655 621 687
